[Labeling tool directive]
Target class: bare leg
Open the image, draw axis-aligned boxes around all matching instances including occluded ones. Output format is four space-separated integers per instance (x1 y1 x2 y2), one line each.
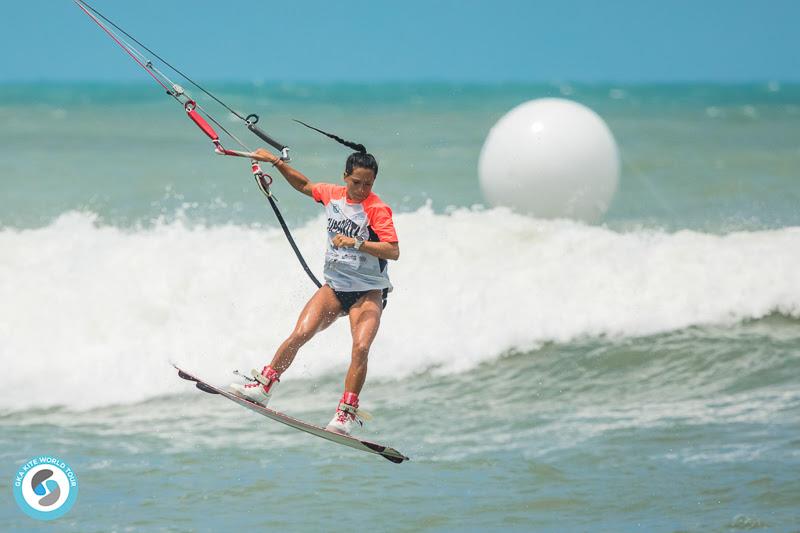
269 285 342 374
344 290 383 395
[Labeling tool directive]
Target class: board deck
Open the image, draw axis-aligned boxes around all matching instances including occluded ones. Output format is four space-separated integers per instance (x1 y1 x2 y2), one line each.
173 364 409 464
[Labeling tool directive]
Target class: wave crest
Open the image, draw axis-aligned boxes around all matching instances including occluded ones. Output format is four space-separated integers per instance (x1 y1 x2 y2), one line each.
1 208 798 409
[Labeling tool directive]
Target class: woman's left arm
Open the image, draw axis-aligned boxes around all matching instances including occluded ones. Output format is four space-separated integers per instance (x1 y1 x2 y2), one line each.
331 235 400 261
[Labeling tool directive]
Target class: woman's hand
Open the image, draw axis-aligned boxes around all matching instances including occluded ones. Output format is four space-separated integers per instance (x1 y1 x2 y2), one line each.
332 235 399 259
332 234 356 248
251 148 279 164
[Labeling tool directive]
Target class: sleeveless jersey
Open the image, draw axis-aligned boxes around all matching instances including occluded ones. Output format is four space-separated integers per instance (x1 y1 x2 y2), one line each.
311 183 398 292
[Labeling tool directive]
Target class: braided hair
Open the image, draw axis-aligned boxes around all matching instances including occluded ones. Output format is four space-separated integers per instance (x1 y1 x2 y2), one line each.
294 119 378 177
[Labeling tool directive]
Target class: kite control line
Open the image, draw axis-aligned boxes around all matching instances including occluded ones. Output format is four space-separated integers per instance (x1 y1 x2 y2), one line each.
74 0 322 288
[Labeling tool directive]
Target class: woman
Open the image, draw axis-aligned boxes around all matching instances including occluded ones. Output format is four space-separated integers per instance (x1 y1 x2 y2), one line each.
230 130 399 436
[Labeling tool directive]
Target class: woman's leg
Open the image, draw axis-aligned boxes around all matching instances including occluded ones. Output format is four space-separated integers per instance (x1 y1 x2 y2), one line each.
269 285 343 374
343 290 384 394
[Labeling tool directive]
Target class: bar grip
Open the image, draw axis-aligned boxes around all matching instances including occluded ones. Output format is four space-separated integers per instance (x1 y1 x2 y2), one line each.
245 113 288 156
247 122 286 152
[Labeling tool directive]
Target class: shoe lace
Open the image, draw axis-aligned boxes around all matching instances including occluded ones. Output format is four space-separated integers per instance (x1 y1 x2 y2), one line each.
336 403 366 427
243 380 271 393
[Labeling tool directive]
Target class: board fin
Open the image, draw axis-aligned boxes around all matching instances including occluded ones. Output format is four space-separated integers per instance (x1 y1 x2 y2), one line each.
178 370 198 382
196 382 219 395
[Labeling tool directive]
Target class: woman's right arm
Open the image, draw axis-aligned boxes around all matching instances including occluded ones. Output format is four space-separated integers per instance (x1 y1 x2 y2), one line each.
251 148 315 197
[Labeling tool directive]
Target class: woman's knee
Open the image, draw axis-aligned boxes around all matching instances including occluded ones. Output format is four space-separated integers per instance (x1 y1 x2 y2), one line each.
352 342 371 361
289 326 315 347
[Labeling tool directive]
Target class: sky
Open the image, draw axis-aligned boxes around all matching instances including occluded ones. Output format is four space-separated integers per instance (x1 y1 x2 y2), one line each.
3 0 799 83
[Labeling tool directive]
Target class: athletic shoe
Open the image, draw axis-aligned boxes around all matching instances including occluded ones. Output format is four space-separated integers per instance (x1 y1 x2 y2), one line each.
230 365 279 406
325 392 363 435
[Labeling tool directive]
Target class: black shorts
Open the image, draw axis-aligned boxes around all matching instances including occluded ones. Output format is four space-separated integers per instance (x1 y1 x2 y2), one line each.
332 287 389 313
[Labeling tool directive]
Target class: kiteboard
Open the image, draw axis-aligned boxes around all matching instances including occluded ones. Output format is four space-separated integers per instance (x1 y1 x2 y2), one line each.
173 364 409 464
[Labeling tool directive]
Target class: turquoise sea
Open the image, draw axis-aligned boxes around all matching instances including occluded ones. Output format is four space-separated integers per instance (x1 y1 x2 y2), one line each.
1 82 799 531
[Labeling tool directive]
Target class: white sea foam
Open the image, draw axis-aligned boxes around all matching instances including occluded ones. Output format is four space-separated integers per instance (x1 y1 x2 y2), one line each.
1 207 798 409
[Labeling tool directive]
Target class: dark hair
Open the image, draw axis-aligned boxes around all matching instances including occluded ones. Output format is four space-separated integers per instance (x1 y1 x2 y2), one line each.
294 119 378 177
345 152 378 177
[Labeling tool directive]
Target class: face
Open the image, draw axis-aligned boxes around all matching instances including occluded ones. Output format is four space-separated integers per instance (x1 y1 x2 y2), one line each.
343 167 376 202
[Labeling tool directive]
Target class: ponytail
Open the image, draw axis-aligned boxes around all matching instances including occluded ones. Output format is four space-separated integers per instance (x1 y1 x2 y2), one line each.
294 119 378 177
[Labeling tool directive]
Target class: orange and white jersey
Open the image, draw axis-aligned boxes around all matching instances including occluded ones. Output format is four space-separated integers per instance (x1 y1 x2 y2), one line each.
311 183 398 292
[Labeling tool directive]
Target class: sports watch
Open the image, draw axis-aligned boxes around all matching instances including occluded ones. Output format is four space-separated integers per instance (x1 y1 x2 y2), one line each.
353 238 364 250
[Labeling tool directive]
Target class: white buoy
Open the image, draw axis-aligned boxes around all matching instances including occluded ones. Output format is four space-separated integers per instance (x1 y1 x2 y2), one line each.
478 98 619 223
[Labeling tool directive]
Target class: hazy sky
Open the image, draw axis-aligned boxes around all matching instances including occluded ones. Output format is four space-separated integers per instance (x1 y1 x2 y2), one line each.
4 0 799 83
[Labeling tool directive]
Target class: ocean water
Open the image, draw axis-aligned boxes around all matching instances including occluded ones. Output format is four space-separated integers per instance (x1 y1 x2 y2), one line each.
1 82 799 531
